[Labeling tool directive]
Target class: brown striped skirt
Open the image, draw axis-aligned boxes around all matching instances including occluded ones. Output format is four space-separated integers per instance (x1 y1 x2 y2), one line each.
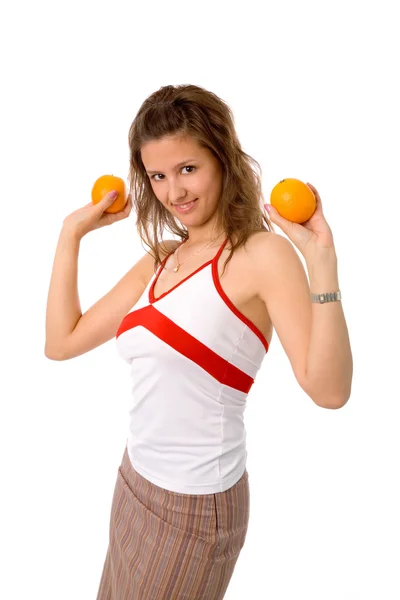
96 445 250 599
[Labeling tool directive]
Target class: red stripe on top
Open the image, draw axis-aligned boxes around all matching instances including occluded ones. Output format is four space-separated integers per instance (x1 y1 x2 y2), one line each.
212 239 270 353
116 305 254 394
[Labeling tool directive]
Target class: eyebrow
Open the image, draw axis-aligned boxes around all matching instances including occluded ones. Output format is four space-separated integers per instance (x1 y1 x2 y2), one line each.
145 158 198 175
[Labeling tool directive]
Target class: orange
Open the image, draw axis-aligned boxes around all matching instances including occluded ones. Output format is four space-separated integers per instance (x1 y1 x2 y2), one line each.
91 174 127 214
270 178 316 223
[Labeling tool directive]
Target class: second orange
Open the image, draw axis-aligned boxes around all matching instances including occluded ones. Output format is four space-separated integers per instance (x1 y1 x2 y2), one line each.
270 178 316 223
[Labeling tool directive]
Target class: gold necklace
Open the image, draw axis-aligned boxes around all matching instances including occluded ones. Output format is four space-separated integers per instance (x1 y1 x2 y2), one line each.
172 231 225 272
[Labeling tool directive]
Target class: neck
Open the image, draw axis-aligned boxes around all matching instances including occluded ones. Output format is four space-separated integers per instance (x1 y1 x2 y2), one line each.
183 225 226 248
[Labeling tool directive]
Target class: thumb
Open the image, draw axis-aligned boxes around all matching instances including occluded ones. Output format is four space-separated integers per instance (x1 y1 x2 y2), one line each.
97 190 119 209
104 190 119 202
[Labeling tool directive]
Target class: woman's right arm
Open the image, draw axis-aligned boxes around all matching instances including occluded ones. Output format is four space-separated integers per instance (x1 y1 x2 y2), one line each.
44 224 156 361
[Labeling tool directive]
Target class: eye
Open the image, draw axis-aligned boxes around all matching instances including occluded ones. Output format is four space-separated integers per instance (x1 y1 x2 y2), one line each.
151 165 196 182
182 165 196 175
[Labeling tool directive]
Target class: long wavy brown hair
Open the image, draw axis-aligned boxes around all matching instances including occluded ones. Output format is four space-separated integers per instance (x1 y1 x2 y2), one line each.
128 84 274 275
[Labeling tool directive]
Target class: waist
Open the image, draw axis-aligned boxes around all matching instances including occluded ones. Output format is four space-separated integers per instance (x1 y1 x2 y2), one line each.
126 437 248 494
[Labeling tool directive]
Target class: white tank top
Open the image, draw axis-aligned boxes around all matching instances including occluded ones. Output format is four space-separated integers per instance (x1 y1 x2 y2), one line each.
115 236 269 494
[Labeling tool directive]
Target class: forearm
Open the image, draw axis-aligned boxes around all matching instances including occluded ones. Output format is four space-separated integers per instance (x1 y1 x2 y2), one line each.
304 248 353 408
45 227 83 356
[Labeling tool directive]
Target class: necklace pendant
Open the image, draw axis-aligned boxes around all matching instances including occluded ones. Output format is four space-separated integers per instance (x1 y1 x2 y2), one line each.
173 265 179 272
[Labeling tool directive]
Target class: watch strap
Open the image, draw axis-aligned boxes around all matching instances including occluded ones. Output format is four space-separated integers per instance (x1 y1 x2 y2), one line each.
311 290 342 304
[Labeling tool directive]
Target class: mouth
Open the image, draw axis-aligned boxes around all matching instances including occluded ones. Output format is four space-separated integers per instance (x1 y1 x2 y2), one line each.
172 198 199 213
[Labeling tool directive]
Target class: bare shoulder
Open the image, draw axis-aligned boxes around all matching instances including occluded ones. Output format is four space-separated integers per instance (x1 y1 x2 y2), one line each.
245 229 291 250
245 230 309 302
244 230 302 272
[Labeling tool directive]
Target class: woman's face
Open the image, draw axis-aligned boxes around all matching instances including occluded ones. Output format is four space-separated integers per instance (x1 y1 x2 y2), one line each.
141 134 223 225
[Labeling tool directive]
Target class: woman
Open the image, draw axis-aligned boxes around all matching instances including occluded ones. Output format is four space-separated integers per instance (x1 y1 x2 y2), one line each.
45 84 353 599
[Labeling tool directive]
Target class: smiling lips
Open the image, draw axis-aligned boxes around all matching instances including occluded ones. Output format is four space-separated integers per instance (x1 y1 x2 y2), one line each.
173 198 199 212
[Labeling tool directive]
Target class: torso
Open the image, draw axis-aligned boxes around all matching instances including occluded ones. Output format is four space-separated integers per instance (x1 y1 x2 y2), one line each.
145 231 273 347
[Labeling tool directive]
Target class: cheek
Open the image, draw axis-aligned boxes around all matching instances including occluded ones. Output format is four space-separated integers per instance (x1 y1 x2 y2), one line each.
207 179 222 200
150 183 163 201
195 178 213 196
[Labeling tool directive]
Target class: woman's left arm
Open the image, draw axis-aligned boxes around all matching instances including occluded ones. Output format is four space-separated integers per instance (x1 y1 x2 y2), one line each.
261 182 353 409
303 246 353 408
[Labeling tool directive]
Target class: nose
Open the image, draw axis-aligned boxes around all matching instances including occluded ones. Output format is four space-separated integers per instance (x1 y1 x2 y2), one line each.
167 178 188 205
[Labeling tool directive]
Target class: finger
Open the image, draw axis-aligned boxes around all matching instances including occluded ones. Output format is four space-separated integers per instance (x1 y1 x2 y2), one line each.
306 183 324 209
265 204 305 238
265 203 288 226
306 182 321 200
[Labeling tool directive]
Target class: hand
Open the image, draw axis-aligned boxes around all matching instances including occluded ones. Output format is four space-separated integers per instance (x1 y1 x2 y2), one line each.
264 183 335 258
63 191 132 240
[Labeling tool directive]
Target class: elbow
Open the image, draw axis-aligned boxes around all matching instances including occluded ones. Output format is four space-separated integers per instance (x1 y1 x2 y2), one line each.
44 345 66 361
313 391 351 410
299 374 352 410
315 399 348 410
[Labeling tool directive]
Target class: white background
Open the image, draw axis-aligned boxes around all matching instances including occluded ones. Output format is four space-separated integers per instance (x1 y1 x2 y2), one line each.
1 0 399 598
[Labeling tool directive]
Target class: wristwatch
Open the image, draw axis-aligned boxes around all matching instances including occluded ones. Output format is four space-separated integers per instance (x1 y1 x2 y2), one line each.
311 291 342 304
